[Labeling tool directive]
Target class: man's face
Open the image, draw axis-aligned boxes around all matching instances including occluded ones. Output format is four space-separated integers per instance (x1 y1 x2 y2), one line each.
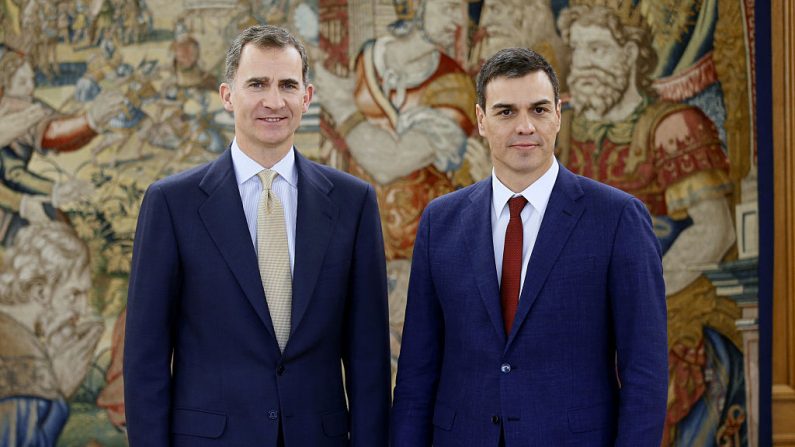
220 45 313 157
422 0 467 51
476 71 561 189
567 22 633 117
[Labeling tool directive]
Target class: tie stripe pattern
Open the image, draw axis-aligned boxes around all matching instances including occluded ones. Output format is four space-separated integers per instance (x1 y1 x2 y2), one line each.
500 196 527 335
257 169 292 351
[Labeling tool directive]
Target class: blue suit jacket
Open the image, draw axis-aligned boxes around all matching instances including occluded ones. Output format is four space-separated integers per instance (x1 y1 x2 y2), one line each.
392 166 668 446
124 149 391 446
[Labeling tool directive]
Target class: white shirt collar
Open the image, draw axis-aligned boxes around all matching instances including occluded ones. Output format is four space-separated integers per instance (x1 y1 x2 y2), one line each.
492 157 559 217
230 138 297 188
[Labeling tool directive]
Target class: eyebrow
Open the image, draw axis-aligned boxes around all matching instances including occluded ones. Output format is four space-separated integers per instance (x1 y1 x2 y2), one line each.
244 76 269 84
246 76 298 84
491 99 554 110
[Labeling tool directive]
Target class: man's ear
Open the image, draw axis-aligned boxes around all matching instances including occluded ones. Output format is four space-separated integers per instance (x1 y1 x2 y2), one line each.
302 83 314 113
220 82 233 112
475 104 486 137
555 99 562 130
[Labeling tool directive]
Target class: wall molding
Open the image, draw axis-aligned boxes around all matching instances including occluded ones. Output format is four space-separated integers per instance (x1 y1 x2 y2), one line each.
772 0 795 444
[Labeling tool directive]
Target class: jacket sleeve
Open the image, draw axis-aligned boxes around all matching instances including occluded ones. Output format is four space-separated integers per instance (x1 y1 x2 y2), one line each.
124 184 181 446
343 184 392 447
391 206 443 447
609 197 669 446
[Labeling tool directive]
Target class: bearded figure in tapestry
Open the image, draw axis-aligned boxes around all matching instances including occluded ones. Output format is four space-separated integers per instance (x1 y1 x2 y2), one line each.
556 1 749 445
0 222 103 445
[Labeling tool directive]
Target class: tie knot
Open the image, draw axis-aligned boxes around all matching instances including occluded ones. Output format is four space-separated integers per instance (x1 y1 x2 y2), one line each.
258 169 278 190
507 196 527 218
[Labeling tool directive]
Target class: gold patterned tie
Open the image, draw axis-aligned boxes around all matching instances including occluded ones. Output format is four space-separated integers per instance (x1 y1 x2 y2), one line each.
256 169 292 351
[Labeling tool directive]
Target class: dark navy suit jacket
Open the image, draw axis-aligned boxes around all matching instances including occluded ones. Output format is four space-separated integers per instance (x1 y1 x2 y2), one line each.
124 149 391 446
392 165 668 446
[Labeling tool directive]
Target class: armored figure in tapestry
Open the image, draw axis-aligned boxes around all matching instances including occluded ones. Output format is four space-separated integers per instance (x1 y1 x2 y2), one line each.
315 0 487 378
339 0 476 261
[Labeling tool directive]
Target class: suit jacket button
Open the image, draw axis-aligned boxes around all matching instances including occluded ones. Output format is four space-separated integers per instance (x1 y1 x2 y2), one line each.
268 410 279 420
277 365 285 375
500 363 511 373
492 415 501 425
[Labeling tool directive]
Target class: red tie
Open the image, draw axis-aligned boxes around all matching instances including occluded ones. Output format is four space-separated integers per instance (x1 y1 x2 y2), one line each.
501 196 527 335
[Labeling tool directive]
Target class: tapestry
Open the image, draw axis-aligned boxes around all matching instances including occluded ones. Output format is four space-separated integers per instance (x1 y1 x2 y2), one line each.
0 0 758 445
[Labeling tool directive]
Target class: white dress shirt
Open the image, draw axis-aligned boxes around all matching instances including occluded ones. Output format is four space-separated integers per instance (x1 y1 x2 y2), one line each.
491 158 559 296
231 139 298 273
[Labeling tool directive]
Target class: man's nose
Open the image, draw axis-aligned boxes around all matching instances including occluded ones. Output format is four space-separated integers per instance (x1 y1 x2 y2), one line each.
516 113 536 134
261 88 285 109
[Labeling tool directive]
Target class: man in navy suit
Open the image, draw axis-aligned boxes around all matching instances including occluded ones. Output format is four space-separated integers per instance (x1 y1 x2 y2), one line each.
124 25 391 446
391 47 668 446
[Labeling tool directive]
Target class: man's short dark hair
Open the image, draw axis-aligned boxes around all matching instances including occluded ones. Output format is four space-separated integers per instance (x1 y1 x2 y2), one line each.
224 25 309 85
476 47 560 109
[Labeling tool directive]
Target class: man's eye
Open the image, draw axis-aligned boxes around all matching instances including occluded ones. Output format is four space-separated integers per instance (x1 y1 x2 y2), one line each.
535 107 547 114
498 109 512 116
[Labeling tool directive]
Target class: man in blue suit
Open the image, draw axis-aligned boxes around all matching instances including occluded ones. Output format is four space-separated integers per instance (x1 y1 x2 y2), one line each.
124 25 391 446
392 48 668 446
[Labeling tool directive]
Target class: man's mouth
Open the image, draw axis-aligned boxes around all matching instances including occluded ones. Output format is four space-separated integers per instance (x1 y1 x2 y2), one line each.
258 117 285 123
510 142 540 148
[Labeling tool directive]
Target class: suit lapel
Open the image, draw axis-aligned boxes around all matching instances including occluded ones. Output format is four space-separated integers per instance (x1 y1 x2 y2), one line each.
464 179 506 344
291 151 337 336
198 150 278 342
506 166 585 349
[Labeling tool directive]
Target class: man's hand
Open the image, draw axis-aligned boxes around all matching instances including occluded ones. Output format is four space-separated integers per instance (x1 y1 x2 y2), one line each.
48 319 104 398
396 106 461 140
397 107 466 171
0 104 48 146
